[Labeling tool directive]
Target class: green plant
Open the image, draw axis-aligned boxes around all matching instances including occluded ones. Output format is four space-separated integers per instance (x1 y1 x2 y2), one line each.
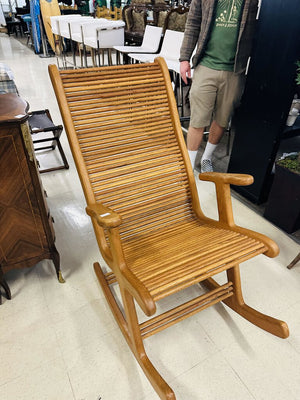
277 152 300 175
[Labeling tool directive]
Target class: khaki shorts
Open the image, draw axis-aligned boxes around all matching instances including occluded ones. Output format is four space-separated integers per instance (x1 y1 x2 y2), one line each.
189 64 245 128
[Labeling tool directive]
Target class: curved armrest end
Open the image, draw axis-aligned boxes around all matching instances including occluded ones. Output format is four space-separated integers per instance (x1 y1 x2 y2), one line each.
121 268 157 316
235 226 280 258
199 172 254 186
86 203 122 228
260 235 280 258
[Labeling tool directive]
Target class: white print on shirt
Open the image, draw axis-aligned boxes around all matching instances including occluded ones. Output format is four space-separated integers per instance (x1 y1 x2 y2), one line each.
215 0 243 27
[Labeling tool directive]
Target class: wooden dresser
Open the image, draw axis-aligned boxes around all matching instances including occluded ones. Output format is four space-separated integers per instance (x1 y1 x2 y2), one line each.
0 93 64 304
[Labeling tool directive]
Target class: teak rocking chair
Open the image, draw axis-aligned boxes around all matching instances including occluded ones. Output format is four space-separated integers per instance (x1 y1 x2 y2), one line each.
49 58 289 400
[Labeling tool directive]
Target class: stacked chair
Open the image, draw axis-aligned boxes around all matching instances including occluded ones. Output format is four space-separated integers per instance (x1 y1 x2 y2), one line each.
96 5 122 20
68 16 95 67
50 14 93 67
50 16 125 67
114 24 163 64
49 57 289 400
82 19 125 66
128 29 184 64
122 3 148 45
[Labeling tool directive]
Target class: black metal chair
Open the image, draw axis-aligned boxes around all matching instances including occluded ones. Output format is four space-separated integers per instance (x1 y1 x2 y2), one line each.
28 109 69 173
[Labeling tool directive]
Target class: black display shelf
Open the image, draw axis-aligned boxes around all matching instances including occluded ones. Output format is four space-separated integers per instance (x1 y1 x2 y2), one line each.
228 0 300 205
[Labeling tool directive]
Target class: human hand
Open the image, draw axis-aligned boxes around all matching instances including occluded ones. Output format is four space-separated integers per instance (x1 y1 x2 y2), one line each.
180 61 191 85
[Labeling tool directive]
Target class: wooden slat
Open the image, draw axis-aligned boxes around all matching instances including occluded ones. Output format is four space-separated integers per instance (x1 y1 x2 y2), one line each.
51 59 270 306
65 85 167 100
140 282 233 338
69 94 168 112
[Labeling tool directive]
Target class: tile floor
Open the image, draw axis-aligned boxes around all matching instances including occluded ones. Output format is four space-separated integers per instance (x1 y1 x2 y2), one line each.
1 33 300 400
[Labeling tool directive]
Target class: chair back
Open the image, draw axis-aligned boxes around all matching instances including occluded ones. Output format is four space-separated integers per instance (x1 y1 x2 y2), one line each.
159 29 184 60
82 19 124 48
141 25 163 51
58 15 84 38
69 16 94 41
163 6 189 32
49 58 199 241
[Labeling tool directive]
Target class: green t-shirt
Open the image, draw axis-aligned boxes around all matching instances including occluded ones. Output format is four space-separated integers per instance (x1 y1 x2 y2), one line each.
200 0 244 71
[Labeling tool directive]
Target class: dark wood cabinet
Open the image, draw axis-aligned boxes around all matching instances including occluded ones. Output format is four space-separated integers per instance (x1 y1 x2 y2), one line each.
0 93 64 303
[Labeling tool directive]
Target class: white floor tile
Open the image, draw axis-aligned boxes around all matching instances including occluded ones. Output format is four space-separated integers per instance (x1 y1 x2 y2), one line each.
1 356 75 400
221 332 300 400
171 352 255 400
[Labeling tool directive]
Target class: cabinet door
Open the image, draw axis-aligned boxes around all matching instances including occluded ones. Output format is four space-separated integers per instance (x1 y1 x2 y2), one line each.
0 123 48 268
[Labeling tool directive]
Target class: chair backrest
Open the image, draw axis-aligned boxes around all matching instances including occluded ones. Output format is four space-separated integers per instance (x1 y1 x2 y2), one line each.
82 19 124 43
163 6 189 32
69 16 94 40
96 6 110 18
122 4 132 29
58 15 84 38
141 25 163 51
130 6 147 33
49 58 200 241
159 29 184 60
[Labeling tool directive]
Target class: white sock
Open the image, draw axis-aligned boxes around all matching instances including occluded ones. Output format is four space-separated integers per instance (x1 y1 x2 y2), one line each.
188 150 197 170
201 142 218 161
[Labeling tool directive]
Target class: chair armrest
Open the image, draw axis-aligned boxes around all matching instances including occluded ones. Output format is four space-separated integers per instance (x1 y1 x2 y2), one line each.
199 172 253 186
199 172 253 226
199 172 278 257
86 203 122 228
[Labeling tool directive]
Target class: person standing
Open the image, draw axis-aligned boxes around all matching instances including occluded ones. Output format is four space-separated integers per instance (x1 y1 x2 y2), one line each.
180 0 258 172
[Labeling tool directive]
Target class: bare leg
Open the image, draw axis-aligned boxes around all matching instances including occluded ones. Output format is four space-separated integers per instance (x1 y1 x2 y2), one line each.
200 121 226 172
207 120 225 145
186 126 205 150
187 121 224 150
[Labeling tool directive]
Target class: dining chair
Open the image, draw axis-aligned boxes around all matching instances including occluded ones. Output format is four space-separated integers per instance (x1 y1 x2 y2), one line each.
128 29 183 63
114 24 163 64
82 19 125 66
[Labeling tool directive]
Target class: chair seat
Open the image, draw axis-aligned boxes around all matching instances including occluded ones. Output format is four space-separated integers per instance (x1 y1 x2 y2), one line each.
128 52 156 62
128 29 184 64
114 45 158 53
122 219 267 301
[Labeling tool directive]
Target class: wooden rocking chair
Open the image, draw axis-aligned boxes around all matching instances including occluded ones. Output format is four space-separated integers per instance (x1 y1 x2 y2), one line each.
49 58 289 400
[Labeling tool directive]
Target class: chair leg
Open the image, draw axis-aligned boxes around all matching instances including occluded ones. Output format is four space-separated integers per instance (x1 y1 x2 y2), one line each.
94 262 176 400
91 48 96 67
56 139 69 170
202 265 289 339
108 49 112 66
116 50 120 65
287 251 300 269
79 46 83 68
